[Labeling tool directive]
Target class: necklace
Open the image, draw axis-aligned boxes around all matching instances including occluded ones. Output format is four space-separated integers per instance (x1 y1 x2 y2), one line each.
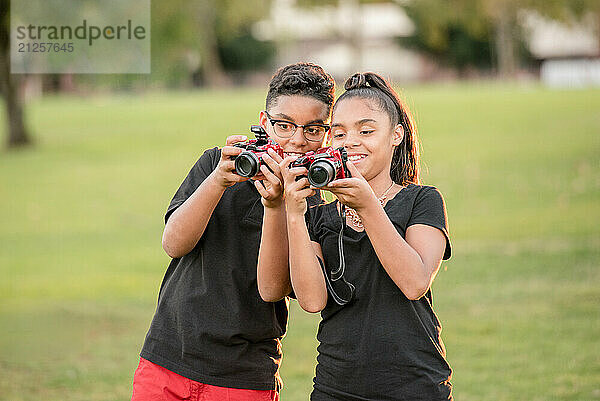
345 182 396 230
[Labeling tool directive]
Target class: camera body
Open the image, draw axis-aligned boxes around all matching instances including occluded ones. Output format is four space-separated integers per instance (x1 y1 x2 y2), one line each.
234 125 284 178
291 147 349 187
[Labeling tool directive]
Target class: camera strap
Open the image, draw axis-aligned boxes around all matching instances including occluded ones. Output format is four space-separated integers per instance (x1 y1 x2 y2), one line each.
331 204 346 280
317 256 354 306
319 203 355 306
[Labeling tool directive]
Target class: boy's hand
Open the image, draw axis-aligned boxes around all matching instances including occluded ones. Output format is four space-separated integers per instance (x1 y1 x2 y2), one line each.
255 148 285 208
281 156 314 216
325 160 378 211
212 135 250 188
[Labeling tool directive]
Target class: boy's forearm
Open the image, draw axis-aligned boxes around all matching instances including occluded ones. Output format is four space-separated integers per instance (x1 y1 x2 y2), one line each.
257 204 291 302
162 171 226 258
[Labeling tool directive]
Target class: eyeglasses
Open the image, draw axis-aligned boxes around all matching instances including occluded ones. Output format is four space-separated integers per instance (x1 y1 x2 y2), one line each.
265 111 329 143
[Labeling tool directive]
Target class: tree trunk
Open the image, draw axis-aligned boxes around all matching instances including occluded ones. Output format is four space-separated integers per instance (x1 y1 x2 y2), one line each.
0 0 32 148
195 0 230 88
494 6 517 79
597 9 600 57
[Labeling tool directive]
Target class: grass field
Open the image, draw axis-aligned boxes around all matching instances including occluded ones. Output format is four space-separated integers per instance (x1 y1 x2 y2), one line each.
1 84 599 401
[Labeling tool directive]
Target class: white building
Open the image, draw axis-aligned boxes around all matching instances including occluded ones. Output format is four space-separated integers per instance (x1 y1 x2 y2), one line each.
522 11 600 87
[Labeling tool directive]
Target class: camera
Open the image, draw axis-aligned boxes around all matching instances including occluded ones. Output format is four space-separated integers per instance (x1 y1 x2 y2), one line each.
233 125 284 178
291 147 349 187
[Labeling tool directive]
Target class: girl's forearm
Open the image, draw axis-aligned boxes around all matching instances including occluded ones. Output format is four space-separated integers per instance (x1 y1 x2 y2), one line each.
358 204 433 300
287 214 327 313
257 204 291 302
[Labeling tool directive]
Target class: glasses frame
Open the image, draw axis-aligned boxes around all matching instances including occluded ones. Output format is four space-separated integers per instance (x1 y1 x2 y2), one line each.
264 111 330 143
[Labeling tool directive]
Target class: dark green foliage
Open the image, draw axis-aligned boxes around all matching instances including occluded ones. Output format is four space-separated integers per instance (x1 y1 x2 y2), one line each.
218 30 276 72
402 19 494 70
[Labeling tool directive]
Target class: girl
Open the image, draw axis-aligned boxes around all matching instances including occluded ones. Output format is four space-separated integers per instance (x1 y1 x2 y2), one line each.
258 72 452 400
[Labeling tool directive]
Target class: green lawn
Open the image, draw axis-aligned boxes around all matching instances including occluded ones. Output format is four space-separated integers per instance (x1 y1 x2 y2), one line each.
1 84 599 401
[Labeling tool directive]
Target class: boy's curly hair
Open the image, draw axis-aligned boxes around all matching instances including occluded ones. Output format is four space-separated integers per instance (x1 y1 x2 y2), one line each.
266 63 335 114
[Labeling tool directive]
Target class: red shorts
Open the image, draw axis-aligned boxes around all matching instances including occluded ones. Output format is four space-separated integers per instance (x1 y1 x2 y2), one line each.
131 357 279 401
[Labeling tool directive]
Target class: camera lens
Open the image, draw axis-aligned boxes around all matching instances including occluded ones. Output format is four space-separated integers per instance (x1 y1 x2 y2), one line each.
309 160 335 187
235 152 260 177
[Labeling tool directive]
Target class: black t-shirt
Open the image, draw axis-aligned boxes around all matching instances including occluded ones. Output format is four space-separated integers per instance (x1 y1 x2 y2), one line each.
308 184 453 401
141 147 294 390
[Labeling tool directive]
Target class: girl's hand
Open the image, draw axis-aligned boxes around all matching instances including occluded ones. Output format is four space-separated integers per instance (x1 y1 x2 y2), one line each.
324 161 378 211
212 135 250 188
281 156 314 216
255 148 285 208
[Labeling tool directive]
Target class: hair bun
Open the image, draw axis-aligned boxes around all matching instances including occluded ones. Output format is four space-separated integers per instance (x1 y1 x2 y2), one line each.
345 73 368 90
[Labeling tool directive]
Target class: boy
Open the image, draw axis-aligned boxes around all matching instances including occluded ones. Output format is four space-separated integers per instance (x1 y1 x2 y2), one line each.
131 63 335 400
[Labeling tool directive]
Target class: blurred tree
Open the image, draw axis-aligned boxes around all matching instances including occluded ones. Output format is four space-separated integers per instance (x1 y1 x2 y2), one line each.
213 0 275 78
72 0 274 89
403 0 600 77
484 0 520 77
151 0 198 87
218 30 276 72
195 0 229 87
150 0 273 87
0 0 32 149
402 0 494 73
195 0 274 86
403 0 523 77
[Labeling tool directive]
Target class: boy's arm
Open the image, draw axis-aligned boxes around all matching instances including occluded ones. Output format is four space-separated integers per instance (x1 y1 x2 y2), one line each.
257 203 291 301
162 135 248 258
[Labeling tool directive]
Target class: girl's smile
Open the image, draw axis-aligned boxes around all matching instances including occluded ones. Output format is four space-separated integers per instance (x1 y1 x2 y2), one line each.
347 153 367 163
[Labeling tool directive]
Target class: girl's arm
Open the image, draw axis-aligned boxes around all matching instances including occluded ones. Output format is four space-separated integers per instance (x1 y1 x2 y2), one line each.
256 150 292 302
162 135 248 258
327 162 445 300
287 215 328 313
283 158 328 313
360 205 446 301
